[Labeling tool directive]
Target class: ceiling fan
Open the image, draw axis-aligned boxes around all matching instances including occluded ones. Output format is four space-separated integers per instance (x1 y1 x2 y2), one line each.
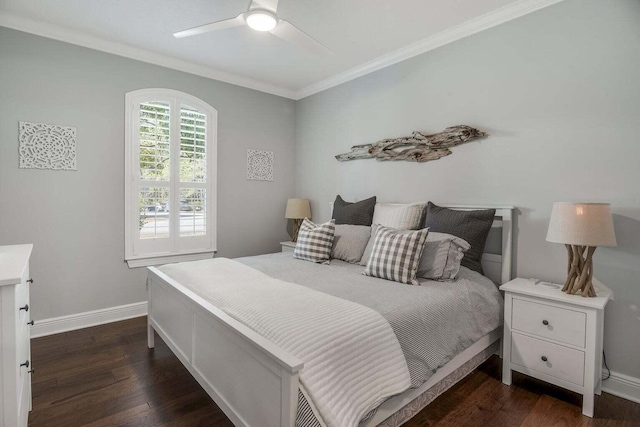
173 0 332 56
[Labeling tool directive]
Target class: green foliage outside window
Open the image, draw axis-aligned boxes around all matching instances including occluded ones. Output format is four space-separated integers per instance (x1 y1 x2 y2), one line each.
138 104 207 231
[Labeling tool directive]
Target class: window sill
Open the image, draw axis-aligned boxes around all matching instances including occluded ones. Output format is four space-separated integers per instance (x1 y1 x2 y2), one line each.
126 251 216 268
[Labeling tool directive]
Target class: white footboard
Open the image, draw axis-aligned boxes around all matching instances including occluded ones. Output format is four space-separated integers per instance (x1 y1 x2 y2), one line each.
147 267 304 427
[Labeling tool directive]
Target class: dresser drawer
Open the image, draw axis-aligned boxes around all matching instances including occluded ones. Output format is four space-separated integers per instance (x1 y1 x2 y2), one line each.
511 332 585 386
512 298 586 347
16 279 29 310
18 368 30 426
17 318 31 400
0 244 33 427
17 318 30 361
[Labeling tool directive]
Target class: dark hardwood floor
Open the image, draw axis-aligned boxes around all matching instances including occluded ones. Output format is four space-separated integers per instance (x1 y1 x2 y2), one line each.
29 317 639 426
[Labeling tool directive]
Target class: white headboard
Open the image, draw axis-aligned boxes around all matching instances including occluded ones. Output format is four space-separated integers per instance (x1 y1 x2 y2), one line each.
328 202 514 285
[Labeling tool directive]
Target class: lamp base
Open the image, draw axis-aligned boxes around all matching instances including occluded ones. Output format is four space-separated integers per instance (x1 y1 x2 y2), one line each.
562 244 597 297
292 219 303 242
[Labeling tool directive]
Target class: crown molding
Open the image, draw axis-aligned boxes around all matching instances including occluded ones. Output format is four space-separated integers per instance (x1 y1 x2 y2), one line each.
0 11 297 100
1 0 563 101
293 0 564 99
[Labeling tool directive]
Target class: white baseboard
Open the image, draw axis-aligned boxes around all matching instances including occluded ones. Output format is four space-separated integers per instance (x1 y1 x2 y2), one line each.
602 371 640 404
30 301 147 338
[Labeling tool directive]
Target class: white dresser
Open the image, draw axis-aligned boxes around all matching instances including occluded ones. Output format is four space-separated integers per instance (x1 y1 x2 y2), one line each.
500 278 610 417
0 244 33 427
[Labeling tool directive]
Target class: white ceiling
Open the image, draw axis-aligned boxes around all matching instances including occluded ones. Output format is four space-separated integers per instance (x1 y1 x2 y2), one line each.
0 0 561 99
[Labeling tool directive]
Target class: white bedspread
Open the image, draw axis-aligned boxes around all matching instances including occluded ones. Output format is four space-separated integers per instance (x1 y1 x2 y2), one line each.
158 258 411 427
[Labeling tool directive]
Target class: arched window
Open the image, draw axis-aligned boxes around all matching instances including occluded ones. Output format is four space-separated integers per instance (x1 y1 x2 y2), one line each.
125 89 217 267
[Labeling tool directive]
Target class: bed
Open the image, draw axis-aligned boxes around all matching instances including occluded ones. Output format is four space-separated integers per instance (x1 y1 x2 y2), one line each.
146 205 514 427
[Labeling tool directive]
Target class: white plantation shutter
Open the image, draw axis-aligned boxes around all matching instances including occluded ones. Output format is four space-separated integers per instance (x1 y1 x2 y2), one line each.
138 101 171 246
179 106 207 238
125 89 217 266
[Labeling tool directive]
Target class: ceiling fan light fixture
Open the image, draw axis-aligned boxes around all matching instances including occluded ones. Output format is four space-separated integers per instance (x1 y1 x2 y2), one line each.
245 11 277 32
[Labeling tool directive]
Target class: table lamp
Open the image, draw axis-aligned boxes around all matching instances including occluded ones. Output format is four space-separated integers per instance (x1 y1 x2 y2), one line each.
546 202 616 297
285 198 311 242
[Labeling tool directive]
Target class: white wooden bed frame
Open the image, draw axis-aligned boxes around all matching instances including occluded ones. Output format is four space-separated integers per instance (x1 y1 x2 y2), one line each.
146 205 514 427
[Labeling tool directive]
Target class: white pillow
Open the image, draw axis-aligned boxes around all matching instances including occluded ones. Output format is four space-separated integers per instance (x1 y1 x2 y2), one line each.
371 203 427 230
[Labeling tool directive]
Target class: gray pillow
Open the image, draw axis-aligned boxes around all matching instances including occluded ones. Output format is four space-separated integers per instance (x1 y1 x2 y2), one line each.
360 225 470 281
332 195 376 226
331 225 371 264
359 225 378 266
418 232 471 280
424 202 495 274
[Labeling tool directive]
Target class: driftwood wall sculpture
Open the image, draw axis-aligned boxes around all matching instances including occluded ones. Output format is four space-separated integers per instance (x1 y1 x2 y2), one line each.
335 125 487 163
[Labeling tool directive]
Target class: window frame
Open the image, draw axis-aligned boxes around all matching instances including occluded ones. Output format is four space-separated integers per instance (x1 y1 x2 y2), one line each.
125 88 217 267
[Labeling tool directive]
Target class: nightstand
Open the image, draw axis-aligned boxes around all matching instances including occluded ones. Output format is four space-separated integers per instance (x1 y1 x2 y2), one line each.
280 241 296 253
500 278 611 417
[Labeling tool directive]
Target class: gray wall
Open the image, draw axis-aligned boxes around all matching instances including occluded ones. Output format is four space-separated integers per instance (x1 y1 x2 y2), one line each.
0 28 295 320
1 0 639 383
295 0 640 379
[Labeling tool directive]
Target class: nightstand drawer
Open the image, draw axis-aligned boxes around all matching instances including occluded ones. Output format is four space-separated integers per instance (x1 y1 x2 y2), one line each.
280 241 296 253
511 332 585 386
512 298 586 347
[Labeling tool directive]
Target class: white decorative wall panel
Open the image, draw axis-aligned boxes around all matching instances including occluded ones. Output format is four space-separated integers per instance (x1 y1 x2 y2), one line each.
19 121 77 170
246 149 274 181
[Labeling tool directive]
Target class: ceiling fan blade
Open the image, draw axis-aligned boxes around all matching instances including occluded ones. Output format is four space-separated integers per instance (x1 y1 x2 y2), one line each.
270 20 332 56
173 14 245 39
249 0 279 13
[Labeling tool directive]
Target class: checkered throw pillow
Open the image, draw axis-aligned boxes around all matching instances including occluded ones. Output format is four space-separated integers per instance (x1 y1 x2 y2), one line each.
363 225 429 285
293 218 336 264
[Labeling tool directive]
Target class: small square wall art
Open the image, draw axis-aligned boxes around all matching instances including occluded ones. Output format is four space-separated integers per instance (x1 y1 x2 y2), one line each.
246 149 274 181
19 121 77 170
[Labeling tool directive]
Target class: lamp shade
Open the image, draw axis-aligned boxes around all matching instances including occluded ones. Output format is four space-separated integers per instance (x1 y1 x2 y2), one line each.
546 202 617 247
285 198 311 219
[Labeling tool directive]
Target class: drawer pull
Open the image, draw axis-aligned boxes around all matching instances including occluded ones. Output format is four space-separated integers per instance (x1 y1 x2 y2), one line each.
542 319 549 326
20 360 29 368
27 320 34 326
541 356 548 362
28 369 35 374
19 304 29 312
27 278 34 284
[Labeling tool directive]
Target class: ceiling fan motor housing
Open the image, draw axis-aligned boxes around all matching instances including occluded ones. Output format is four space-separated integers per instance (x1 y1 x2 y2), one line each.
245 10 278 32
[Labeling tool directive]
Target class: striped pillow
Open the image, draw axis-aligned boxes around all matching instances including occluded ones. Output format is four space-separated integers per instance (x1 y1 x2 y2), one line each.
364 226 429 285
371 202 427 230
293 218 336 264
